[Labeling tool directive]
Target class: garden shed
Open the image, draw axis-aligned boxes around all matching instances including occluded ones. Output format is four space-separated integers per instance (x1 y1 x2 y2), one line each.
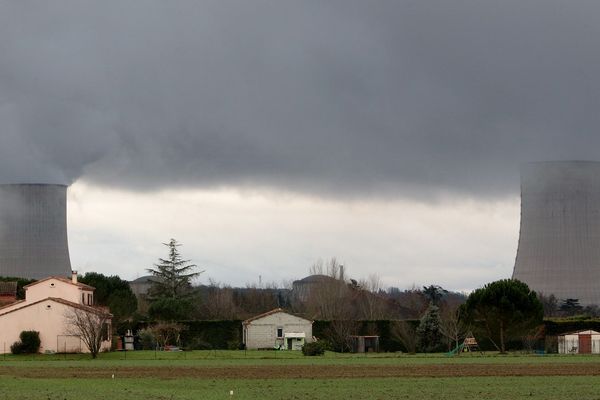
242 308 313 350
558 330 600 354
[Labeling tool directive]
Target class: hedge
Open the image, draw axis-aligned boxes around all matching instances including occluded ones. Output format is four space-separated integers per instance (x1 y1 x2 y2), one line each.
127 318 597 352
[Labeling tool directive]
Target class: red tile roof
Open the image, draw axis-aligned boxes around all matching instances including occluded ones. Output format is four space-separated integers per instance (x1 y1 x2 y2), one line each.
0 297 112 318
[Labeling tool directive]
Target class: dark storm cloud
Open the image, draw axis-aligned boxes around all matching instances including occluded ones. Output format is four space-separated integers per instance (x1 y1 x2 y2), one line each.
1 0 600 197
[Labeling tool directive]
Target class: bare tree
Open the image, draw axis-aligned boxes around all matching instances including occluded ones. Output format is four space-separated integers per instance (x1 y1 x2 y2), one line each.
201 279 239 320
64 307 111 359
390 321 418 354
148 321 185 349
304 258 353 320
324 320 359 352
439 303 469 353
309 257 345 280
357 274 387 320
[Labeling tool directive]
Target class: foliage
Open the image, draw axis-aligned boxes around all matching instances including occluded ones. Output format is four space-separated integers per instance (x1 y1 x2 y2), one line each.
544 318 600 335
559 298 583 315
147 239 203 301
0 276 36 300
79 272 138 322
137 328 156 350
462 279 543 353
178 320 242 350
10 331 41 354
301 341 326 356
148 297 193 321
416 304 444 352
422 285 448 307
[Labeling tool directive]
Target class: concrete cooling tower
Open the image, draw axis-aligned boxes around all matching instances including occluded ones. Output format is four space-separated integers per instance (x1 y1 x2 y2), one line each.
513 161 600 305
0 184 71 279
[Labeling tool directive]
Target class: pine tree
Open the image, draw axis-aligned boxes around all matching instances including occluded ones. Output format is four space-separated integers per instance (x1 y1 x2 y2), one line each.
416 304 443 352
147 239 203 300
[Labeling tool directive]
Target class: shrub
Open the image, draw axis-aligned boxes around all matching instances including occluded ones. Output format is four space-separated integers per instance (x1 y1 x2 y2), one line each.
137 328 156 350
302 341 326 356
10 342 23 354
11 331 41 354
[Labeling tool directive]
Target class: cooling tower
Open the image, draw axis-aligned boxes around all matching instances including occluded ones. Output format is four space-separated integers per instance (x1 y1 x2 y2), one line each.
0 184 71 279
513 161 600 305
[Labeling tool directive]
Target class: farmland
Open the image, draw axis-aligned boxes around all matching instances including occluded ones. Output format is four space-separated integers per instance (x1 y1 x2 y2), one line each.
1 351 600 399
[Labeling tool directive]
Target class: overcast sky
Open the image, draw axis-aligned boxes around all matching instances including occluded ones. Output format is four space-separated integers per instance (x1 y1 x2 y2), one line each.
2 1 600 290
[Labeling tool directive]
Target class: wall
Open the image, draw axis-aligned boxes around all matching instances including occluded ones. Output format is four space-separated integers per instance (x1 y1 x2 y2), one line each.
245 312 312 349
25 278 90 305
0 299 110 354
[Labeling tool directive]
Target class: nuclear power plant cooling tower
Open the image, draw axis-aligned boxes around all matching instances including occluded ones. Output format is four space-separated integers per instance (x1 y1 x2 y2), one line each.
513 161 600 305
0 184 71 279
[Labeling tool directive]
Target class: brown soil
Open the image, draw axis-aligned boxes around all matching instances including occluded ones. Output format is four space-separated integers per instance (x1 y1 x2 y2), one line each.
1 363 600 379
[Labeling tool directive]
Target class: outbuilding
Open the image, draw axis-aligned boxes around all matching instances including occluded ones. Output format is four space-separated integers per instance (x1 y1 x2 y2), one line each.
242 308 313 350
558 330 600 354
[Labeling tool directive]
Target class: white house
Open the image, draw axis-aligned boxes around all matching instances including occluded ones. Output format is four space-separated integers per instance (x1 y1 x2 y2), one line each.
0 272 112 354
558 330 600 354
242 308 313 350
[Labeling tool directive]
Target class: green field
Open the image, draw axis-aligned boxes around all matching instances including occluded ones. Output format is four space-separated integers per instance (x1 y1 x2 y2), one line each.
1 351 600 399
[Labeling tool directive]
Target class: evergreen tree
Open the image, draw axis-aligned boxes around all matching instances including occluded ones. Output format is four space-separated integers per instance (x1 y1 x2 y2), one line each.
416 304 443 352
147 239 203 300
422 285 448 307
462 279 543 353
79 272 138 322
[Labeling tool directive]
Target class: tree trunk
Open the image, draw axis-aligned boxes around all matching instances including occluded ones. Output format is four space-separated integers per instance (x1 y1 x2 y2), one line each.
500 320 505 354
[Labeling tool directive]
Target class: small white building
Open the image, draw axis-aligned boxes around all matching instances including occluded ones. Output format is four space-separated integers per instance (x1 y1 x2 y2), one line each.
242 308 313 350
558 330 600 354
0 272 112 354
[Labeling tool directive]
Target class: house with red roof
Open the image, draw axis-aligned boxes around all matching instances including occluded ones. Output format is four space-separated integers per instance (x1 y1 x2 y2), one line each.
0 271 112 354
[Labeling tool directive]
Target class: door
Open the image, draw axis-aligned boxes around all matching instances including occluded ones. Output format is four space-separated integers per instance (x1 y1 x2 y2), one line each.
579 334 592 354
287 338 292 350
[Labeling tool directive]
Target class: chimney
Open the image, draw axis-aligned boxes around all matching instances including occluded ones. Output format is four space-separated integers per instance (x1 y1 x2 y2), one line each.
71 270 78 284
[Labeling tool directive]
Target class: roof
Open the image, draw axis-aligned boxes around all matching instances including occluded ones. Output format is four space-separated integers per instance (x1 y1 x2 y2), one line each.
0 281 17 295
0 297 112 318
242 308 313 325
560 330 600 336
130 275 165 284
23 277 95 291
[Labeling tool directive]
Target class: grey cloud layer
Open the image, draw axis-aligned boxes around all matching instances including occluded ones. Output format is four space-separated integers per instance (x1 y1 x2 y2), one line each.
1 1 599 197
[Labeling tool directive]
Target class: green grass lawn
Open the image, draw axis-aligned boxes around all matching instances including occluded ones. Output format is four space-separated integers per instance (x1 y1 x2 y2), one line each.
2 352 600 399
1 376 600 400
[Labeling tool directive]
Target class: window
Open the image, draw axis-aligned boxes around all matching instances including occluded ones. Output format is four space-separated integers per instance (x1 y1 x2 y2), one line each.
277 328 283 338
82 293 85 304
87 293 93 305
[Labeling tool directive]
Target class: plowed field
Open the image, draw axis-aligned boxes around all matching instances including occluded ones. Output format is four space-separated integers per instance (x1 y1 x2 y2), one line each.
2 362 600 379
